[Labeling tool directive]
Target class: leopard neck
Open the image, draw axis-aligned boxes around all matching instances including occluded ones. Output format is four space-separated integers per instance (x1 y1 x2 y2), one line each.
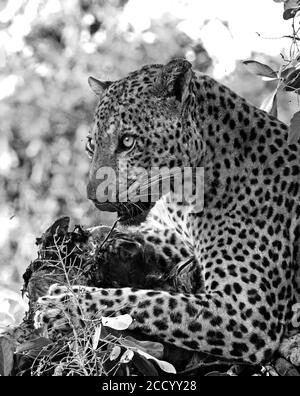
189 74 286 183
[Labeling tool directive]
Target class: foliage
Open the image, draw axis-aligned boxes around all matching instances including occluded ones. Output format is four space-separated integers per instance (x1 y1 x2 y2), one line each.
243 0 300 141
0 217 179 376
0 288 27 331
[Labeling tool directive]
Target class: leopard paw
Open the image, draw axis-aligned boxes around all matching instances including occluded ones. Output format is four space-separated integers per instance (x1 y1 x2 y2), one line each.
34 285 129 333
34 292 84 332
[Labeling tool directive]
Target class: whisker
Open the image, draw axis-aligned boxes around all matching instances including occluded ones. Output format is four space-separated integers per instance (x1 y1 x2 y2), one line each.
138 171 183 193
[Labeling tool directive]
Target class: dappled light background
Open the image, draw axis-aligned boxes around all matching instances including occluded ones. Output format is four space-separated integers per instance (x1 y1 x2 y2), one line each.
0 0 298 291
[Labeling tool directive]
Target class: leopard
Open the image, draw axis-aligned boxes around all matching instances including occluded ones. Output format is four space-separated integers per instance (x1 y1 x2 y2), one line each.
35 58 300 364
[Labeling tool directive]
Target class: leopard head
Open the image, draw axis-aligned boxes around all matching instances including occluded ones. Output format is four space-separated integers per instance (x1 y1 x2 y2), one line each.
86 59 202 224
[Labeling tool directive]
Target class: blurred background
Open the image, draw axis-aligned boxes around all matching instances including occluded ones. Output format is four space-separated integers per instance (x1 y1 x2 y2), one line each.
0 0 298 293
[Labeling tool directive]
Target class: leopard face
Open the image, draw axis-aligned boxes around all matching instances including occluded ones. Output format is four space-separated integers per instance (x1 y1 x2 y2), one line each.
86 60 203 223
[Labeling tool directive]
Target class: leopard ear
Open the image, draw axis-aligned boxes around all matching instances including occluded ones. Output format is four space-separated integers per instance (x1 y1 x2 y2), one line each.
156 58 193 103
88 76 112 96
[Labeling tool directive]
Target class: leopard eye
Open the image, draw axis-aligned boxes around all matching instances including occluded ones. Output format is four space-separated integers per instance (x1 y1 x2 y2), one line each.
86 136 95 158
121 135 135 150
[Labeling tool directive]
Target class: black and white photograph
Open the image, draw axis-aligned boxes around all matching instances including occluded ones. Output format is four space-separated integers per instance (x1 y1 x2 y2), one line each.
1 0 300 380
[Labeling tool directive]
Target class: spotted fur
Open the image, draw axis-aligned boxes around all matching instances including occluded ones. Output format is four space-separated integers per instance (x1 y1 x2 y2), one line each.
35 59 300 364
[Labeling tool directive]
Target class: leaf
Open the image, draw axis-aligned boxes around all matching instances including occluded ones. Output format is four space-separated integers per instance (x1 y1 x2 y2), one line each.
132 353 159 376
289 111 300 145
92 325 101 350
264 366 280 376
205 371 231 376
260 91 278 117
102 314 133 331
135 349 176 374
16 337 53 358
109 345 121 361
53 364 64 376
284 69 300 92
270 94 278 118
0 336 15 376
292 302 300 313
0 312 15 329
281 66 296 80
122 337 164 359
274 358 300 377
119 349 134 364
283 0 300 19
261 76 279 82
279 334 300 363
0 289 28 328
290 348 300 366
243 60 278 79
118 335 175 374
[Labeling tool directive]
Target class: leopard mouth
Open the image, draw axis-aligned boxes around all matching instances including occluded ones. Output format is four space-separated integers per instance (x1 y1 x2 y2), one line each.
93 201 154 224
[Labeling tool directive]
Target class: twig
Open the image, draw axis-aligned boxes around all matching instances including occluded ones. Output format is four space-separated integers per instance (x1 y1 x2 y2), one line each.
98 218 120 252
